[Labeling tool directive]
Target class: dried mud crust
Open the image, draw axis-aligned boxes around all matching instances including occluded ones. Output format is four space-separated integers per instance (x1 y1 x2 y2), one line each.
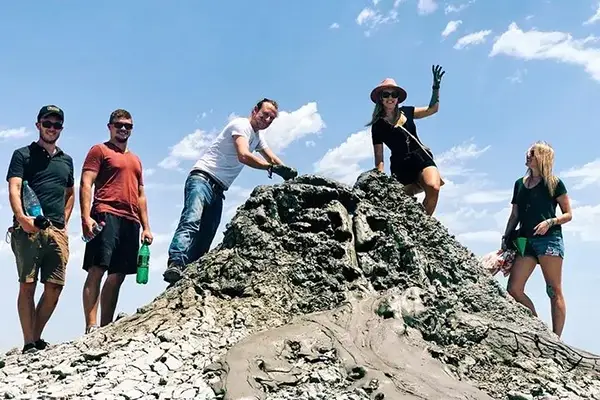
1 171 599 400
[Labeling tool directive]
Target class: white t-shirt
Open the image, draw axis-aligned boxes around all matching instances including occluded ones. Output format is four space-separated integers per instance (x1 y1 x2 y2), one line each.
192 117 269 190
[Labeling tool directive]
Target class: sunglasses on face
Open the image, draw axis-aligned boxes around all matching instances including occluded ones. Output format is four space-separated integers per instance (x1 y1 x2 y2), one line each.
527 149 534 158
40 120 63 130
112 122 133 130
381 91 399 99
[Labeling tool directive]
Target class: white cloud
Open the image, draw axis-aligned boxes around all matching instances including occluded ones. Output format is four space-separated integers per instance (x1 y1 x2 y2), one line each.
463 190 511 205
560 159 600 189
507 68 527 83
356 7 398 36
454 30 492 49
158 129 216 170
489 22 600 82
563 203 600 241
0 127 29 140
261 102 325 153
305 140 316 147
435 142 491 168
457 230 501 244
418 0 438 15
445 3 468 14
442 20 462 37
584 3 600 25
438 207 492 233
330 22 340 29
143 168 156 177
313 129 371 185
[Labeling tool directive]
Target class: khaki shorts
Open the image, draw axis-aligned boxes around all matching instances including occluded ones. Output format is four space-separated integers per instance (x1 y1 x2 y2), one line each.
9 225 69 286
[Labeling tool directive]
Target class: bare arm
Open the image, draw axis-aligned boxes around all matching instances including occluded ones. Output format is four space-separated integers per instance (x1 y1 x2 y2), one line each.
503 204 520 238
258 147 283 165
64 186 75 225
373 144 384 172
233 135 271 170
553 194 573 225
8 177 26 222
138 185 151 231
80 170 98 222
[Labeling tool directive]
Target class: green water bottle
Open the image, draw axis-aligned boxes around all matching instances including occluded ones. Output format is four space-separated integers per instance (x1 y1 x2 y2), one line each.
136 240 150 284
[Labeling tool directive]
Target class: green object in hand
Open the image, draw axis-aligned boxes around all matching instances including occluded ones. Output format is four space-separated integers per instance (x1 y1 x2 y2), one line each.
432 64 445 88
136 241 150 284
513 237 527 257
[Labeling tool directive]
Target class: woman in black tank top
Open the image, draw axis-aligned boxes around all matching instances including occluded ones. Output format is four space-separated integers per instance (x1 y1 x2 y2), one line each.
366 65 446 216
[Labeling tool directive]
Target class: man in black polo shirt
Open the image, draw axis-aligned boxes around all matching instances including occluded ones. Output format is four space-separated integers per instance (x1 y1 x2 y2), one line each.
6 105 75 354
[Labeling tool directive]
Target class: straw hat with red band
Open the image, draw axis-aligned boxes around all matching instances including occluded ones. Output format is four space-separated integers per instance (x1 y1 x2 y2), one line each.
370 78 407 104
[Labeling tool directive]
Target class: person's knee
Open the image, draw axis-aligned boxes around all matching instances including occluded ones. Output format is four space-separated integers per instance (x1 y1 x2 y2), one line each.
507 282 525 299
546 283 564 300
43 282 63 300
423 180 441 196
19 282 36 297
106 273 126 286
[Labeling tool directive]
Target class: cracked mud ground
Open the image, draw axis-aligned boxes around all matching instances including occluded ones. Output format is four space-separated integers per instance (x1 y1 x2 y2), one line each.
1 171 599 400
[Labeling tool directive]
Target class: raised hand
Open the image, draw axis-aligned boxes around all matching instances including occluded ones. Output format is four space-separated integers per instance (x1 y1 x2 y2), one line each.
432 64 445 88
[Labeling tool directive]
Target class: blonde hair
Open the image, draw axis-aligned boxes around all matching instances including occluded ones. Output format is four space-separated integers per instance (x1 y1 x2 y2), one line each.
526 140 560 197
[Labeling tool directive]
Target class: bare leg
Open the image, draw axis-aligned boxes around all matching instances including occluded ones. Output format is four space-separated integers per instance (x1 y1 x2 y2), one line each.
17 283 36 345
100 273 126 327
538 255 566 337
419 166 441 216
33 282 63 341
82 266 105 331
507 256 538 316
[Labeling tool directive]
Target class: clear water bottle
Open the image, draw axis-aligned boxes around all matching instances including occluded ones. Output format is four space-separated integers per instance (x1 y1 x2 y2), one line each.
82 221 105 243
22 181 43 217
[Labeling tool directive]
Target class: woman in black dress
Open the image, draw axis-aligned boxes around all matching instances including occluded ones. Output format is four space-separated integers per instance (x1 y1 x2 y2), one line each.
367 65 445 215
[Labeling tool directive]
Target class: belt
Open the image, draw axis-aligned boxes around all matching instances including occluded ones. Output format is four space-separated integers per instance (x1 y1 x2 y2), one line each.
190 170 225 192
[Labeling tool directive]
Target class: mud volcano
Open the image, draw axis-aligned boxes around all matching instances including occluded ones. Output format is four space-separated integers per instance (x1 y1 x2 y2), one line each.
1 171 599 400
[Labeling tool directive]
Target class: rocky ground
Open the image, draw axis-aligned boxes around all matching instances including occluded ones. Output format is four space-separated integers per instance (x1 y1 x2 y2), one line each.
1 171 599 400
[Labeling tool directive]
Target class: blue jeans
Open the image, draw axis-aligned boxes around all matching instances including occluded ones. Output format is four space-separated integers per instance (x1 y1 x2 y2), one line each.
167 171 224 268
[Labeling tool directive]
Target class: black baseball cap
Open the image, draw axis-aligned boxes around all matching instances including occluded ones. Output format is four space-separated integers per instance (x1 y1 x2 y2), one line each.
37 105 64 122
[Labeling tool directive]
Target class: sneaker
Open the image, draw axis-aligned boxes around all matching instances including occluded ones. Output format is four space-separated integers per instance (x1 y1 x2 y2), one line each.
34 339 49 350
21 342 37 354
85 325 99 334
163 263 183 284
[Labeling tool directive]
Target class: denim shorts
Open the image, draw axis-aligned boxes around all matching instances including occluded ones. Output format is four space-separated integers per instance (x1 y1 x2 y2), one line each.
523 235 565 259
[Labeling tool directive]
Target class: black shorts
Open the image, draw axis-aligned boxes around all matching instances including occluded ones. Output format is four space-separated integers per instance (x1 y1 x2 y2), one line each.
82 212 140 275
390 148 437 185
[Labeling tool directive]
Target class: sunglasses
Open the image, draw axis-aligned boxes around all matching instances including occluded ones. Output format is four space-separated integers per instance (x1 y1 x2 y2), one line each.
40 120 63 130
527 149 534 157
381 91 399 99
112 122 133 130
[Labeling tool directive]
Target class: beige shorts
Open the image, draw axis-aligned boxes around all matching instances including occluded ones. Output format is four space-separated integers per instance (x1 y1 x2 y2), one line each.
10 225 69 286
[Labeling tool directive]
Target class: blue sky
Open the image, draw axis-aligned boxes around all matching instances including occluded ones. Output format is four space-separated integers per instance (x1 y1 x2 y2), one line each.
1 0 600 354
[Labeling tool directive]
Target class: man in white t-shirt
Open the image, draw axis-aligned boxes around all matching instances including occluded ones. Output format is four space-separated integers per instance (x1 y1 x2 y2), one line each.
163 98 298 284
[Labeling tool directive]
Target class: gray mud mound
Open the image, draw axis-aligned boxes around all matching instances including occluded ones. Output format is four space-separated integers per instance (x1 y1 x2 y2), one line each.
1 170 599 400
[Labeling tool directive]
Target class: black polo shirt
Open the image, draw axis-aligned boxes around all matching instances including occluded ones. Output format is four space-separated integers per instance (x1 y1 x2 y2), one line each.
6 141 74 228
